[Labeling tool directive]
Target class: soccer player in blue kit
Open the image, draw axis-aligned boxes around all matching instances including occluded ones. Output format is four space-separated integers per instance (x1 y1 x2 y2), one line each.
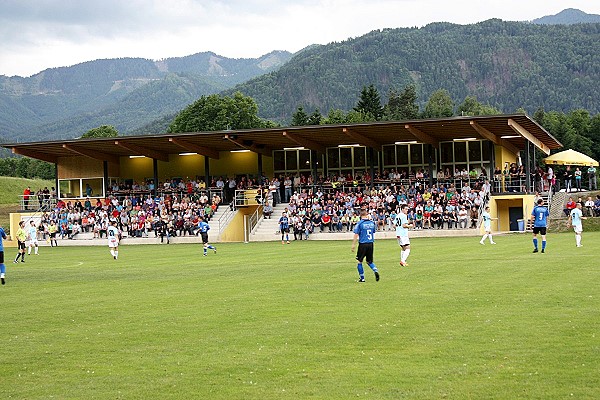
529 198 550 253
197 216 216 256
279 212 290 244
351 209 379 282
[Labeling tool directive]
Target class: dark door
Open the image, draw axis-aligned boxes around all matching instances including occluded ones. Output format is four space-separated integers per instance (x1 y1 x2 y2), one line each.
508 207 523 231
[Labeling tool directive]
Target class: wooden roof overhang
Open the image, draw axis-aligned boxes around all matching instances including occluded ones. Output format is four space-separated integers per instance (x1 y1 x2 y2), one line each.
2 114 562 165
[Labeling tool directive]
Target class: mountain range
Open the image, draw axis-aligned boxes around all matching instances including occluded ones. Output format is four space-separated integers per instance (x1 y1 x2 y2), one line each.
1 8 599 143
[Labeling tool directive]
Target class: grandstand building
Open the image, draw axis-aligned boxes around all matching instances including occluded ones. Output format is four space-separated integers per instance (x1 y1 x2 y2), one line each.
3 114 562 240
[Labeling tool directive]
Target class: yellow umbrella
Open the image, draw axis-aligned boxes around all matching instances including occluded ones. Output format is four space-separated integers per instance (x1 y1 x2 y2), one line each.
543 149 599 167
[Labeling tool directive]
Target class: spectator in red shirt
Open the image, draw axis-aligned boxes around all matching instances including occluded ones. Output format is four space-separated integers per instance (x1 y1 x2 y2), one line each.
564 197 577 216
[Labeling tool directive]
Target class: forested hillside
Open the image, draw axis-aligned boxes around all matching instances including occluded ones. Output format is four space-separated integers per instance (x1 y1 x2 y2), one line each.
227 19 600 123
0 51 292 141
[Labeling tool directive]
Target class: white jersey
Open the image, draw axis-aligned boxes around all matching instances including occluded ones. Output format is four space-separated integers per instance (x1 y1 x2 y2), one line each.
570 208 583 232
107 225 120 247
394 212 409 237
482 211 492 230
28 226 38 243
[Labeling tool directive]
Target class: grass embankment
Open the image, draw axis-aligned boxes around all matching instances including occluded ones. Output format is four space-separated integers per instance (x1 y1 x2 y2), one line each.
0 176 54 232
1 234 599 399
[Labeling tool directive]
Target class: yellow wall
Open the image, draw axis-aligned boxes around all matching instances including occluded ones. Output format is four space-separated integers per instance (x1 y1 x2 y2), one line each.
219 206 259 242
119 156 154 183
494 144 518 170
489 194 535 231
57 156 119 179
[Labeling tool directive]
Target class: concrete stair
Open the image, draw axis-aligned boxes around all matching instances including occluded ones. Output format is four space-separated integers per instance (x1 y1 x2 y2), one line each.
251 203 290 241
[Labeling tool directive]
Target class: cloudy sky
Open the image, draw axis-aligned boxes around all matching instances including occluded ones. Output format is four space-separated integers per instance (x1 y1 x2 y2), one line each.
1 0 599 77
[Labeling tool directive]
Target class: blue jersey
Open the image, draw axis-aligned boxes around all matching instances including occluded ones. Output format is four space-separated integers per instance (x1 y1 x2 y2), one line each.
279 216 289 230
198 221 210 233
353 218 376 244
0 227 6 251
531 205 549 227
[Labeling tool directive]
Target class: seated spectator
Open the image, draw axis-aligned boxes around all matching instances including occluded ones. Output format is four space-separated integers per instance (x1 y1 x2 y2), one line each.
584 196 594 217
320 213 332 232
458 206 469 228
263 204 273 219
594 195 600 217
564 197 577 217
469 206 478 228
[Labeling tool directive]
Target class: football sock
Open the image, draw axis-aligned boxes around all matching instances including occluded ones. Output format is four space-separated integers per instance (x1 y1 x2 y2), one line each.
533 238 538 249
576 235 581 246
403 249 410 262
0 264 5 274
114 251 118 259
488 235 494 243
110 249 115 257
357 263 365 279
34 247 38 255
542 240 546 250
481 234 488 242
28 248 31 255
207 245 215 250
368 262 378 273
400 250 405 262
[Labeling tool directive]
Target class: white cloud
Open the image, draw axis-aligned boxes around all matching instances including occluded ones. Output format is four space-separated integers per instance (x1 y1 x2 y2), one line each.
0 0 599 77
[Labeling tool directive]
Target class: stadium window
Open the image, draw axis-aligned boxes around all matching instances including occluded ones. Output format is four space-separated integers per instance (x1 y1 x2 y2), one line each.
273 151 285 171
383 145 396 166
340 147 352 168
299 150 311 170
58 179 82 199
396 144 408 165
481 140 491 161
440 142 453 164
328 148 340 169
285 150 298 171
454 141 467 163
354 147 366 167
468 141 482 161
410 144 423 164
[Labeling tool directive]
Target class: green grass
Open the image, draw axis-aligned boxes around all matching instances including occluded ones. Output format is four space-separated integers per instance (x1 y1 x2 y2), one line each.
0 176 54 205
1 233 599 399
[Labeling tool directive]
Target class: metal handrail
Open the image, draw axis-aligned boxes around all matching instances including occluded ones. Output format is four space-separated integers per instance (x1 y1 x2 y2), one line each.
248 204 264 235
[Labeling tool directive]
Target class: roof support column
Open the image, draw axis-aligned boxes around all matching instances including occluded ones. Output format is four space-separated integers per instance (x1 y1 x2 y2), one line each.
205 157 210 193
524 141 531 193
369 147 375 189
428 144 434 188
257 153 263 182
55 163 59 201
153 159 159 197
311 150 318 191
489 141 496 193
103 161 109 198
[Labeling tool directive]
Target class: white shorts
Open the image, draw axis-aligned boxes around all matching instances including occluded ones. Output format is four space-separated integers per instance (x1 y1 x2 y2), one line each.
397 236 410 246
108 238 119 248
573 225 583 234
28 239 38 246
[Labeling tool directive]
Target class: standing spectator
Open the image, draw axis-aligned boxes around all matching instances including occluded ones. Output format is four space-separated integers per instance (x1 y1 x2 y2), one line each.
588 165 597 190
547 166 554 193
574 167 582 192
284 176 293 203
351 209 379 283
23 187 31 210
567 203 586 248
563 166 573 193
530 198 549 253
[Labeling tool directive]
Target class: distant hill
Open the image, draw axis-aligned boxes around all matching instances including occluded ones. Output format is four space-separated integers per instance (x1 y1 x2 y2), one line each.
0 51 292 141
221 19 600 123
532 8 600 25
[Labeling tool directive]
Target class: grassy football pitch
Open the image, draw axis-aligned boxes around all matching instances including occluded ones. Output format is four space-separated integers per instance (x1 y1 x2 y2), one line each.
1 232 599 399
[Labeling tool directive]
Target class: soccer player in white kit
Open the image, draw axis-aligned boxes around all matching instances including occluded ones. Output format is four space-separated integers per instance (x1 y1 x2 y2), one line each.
27 220 39 255
479 206 497 245
394 204 413 267
107 220 121 260
567 202 586 247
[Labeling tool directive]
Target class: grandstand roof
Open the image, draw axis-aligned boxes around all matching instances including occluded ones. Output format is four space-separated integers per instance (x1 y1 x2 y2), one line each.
3 114 562 163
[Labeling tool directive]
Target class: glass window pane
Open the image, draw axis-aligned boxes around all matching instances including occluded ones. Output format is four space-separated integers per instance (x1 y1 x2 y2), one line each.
454 141 467 163
328 148 339 169
299 150 311 169
340 147 352 168
482 140 491 161
59 179 81 198
383 145 395 166
285 150 298 171
82 178 103 198
410 144 423 164
468 141 482 161
354 147 366 167
440 142 453 163
273 151 285 171
396 145 409 165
